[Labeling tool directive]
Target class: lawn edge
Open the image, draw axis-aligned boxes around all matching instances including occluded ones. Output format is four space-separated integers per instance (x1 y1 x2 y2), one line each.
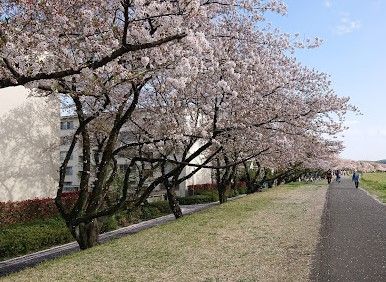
359 187 385 206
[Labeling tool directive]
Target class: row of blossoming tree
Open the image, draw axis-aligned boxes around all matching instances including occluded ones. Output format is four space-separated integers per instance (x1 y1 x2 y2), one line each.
0 0 356 249
332 159 386 172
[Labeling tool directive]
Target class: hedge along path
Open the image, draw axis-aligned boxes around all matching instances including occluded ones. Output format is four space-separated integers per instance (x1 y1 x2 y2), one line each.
2 183 327 282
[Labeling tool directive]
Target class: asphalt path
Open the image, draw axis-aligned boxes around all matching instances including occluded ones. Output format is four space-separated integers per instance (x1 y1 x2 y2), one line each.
311 177 386 281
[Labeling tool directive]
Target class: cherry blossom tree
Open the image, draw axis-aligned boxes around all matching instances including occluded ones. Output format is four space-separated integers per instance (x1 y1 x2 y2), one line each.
0 0 357 250
0 0 293 249
0 0 287 89
335 159 386 173
136 19 354 201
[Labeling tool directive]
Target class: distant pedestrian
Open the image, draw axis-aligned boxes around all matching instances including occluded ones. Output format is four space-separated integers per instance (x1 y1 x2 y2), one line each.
335 170 341 182
352 172 360 188
326 170 332 184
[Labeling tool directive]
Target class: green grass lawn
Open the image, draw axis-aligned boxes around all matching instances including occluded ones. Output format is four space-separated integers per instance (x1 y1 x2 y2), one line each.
2 182 327 282
361 172 386 203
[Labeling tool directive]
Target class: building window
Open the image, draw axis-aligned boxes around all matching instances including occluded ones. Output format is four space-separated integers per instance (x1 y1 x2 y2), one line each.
119 164 129 172
63 182 79 192
65 166 73 176
60 121 74 130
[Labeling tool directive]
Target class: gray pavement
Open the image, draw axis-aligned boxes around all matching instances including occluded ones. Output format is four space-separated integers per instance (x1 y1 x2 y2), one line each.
0 202 219 277
311 177 386 281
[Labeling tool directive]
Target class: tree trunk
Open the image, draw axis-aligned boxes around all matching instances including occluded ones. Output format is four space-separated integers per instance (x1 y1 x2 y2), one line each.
246 181 255 194
243 161 263 194
215 156 235 204
74 219 100 250
276 175 284 186
160 163 183 219
244 169 255 194
166 186 183 219
218 184 227 204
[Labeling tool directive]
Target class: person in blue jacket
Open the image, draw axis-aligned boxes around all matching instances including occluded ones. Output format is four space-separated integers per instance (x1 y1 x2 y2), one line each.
352 171 360 188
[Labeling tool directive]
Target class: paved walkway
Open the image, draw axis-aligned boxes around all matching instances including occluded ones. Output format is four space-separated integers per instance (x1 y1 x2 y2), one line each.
0 202 222 277
311 178 386 281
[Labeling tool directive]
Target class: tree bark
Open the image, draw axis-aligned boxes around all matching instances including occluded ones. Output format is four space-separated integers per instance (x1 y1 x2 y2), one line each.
166 186 183 219
218 184 228 204
243 161 263 194
74 219 100 250
246 182 256 194
215 155 237 204
161 163 183 219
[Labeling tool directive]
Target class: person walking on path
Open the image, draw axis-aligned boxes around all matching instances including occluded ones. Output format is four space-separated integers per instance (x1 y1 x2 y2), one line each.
326 169 332 184
352 171 360 188
335 169 341 182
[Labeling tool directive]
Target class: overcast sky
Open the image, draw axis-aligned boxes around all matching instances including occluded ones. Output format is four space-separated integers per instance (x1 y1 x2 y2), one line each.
266 0 386 161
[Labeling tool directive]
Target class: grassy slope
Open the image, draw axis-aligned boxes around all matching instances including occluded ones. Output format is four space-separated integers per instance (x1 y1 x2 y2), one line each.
361 172 386 203
3 182 327 282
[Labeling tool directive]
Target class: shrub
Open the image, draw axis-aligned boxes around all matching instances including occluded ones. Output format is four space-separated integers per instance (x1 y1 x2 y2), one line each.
133 202 172 221
99 216 119 233
227 184 248 198
124 208 143 225
140 205 164 220
0 194 177 260
102 202 172 230
194 189 218 198
0 201 174 260
187 182 247 196
0 217 73 260
227 189 238 198
0 192 78 227
143 201 171 215
177 195 217 205
187 183 217 196
237 186 247 195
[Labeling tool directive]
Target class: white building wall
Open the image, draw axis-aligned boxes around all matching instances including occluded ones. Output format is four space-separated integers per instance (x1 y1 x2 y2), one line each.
0 87 59 202
178 141 212 197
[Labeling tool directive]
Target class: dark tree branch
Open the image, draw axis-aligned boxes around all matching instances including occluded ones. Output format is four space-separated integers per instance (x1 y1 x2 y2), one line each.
0 33 186 89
